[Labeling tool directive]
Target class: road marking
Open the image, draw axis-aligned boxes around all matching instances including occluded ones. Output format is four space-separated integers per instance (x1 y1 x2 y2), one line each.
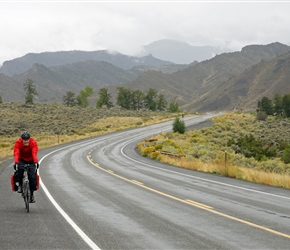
87 155 290 240
186 199 213 209
39 146 102 250
131 180 144 185
35 116 213 249
121 139 290 201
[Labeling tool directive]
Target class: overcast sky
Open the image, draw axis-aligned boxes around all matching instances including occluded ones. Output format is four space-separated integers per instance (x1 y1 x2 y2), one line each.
1 1 290 65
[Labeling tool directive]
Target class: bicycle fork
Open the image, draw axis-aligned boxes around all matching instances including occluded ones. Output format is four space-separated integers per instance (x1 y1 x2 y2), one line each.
22 171 30 201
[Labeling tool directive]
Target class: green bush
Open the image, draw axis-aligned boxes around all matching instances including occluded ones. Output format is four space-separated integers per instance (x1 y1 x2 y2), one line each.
172 117 185 134
228 134 277 161
155 144 163 150
282 146 290 164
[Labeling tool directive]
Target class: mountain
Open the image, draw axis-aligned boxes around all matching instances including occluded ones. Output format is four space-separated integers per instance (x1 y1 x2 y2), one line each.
119 42 290 112
0 73 23 101
1 41 290 113
0 50 174 77
188 51 290 112
143 39 230 64
9 60 140 102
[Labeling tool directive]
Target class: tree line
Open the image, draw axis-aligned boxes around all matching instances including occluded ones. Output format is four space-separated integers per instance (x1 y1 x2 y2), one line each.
63 86 178 112
256 93 290 119
2 78 181 113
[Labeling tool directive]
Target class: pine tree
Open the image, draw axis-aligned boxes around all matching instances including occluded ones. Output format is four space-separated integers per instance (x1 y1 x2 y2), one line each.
23 79 38 104
172 117 185 134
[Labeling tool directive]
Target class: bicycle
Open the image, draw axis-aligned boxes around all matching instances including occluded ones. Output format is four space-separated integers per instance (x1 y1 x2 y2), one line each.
18 163 34 213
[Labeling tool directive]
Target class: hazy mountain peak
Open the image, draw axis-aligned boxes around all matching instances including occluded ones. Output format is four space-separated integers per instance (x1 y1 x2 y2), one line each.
143 39 230 64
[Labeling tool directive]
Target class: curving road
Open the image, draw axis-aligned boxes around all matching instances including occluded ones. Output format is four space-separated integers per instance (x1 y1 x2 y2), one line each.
1 113 290 249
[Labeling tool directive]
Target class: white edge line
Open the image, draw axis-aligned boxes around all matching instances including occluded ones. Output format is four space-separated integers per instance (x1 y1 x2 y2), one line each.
39 143 101 250
29 117 207 250
120 138 290 201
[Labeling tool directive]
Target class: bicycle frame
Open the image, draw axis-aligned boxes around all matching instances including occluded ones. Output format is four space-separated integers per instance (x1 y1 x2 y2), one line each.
19 164 32 213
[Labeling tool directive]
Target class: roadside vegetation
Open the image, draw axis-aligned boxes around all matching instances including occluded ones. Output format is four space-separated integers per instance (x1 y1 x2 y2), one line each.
137 111 290 189
2 84 290 189
0 78 180 163
0 102 178 163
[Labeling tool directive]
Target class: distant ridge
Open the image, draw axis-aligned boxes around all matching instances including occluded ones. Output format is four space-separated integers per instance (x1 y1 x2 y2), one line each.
143 39 230 64
0 50 174 77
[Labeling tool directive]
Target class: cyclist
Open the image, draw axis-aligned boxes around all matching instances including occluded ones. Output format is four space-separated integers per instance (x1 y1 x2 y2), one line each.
14 131 39 203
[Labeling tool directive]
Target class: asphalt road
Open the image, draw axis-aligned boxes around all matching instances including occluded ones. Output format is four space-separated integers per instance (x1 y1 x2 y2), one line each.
1 113 290 249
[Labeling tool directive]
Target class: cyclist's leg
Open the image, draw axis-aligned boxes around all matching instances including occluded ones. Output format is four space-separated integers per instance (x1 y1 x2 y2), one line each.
28 165 36 190
17 168 24 192
17 159 26 192
28 165 36 203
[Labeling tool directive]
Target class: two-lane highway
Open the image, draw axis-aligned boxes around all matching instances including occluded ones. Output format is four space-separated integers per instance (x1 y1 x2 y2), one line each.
1 114 290 249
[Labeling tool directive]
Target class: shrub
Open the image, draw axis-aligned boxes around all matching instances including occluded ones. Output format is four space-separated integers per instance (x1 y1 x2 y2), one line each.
141 146 155 157
228 134 277 161
257 111 268 121
172 117 185 134
155 144 163 150
150 151 162 160
282 146 290 164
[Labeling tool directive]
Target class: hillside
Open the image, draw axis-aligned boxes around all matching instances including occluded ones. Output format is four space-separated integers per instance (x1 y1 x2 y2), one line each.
0 73 24 101
0 50 174 76
1 42 290 112
10 61 139 102
186 51 290 112
122 42 290 112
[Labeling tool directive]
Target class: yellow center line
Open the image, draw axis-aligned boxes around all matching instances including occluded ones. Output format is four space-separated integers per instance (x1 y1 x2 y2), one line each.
131 180 144 185
186 199 213 209
87 156 290 239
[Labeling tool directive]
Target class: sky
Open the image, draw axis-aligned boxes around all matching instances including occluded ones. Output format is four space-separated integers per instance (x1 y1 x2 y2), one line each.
1 1 290 65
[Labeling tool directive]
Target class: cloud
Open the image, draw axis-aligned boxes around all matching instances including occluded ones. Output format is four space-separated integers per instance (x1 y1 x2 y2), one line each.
0 1 290 65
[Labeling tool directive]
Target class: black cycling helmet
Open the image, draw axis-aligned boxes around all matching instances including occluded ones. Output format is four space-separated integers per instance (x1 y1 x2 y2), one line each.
21 131 31 140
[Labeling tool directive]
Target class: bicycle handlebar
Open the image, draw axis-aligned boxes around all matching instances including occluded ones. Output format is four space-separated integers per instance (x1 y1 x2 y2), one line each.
18 163 35 169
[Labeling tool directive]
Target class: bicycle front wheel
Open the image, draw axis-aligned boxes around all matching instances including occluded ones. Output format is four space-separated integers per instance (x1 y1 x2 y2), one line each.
23 182 29 213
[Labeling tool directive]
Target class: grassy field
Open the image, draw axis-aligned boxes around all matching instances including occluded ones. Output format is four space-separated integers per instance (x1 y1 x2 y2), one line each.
0 102 178 163
137 112 290 188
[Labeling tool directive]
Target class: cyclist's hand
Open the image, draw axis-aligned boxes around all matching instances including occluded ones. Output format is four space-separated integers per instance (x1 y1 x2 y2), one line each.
14 163 18 171
35 162 39 169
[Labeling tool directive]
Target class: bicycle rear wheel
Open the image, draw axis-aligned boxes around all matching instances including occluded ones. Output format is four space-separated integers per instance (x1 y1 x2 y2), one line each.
23 182 29 213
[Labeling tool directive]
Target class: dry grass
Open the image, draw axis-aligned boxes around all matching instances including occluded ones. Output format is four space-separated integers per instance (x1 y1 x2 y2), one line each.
0 102 178 163
138 150 290 188
137 112 290 189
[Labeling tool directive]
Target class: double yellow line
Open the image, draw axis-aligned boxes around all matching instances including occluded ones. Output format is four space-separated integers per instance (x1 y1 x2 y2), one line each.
87 153 290 239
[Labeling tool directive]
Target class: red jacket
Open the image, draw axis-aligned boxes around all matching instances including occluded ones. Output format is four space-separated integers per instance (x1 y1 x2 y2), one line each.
14 137 38 163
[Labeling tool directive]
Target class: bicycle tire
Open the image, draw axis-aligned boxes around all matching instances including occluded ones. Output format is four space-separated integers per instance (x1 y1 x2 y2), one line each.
23 182 29 213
